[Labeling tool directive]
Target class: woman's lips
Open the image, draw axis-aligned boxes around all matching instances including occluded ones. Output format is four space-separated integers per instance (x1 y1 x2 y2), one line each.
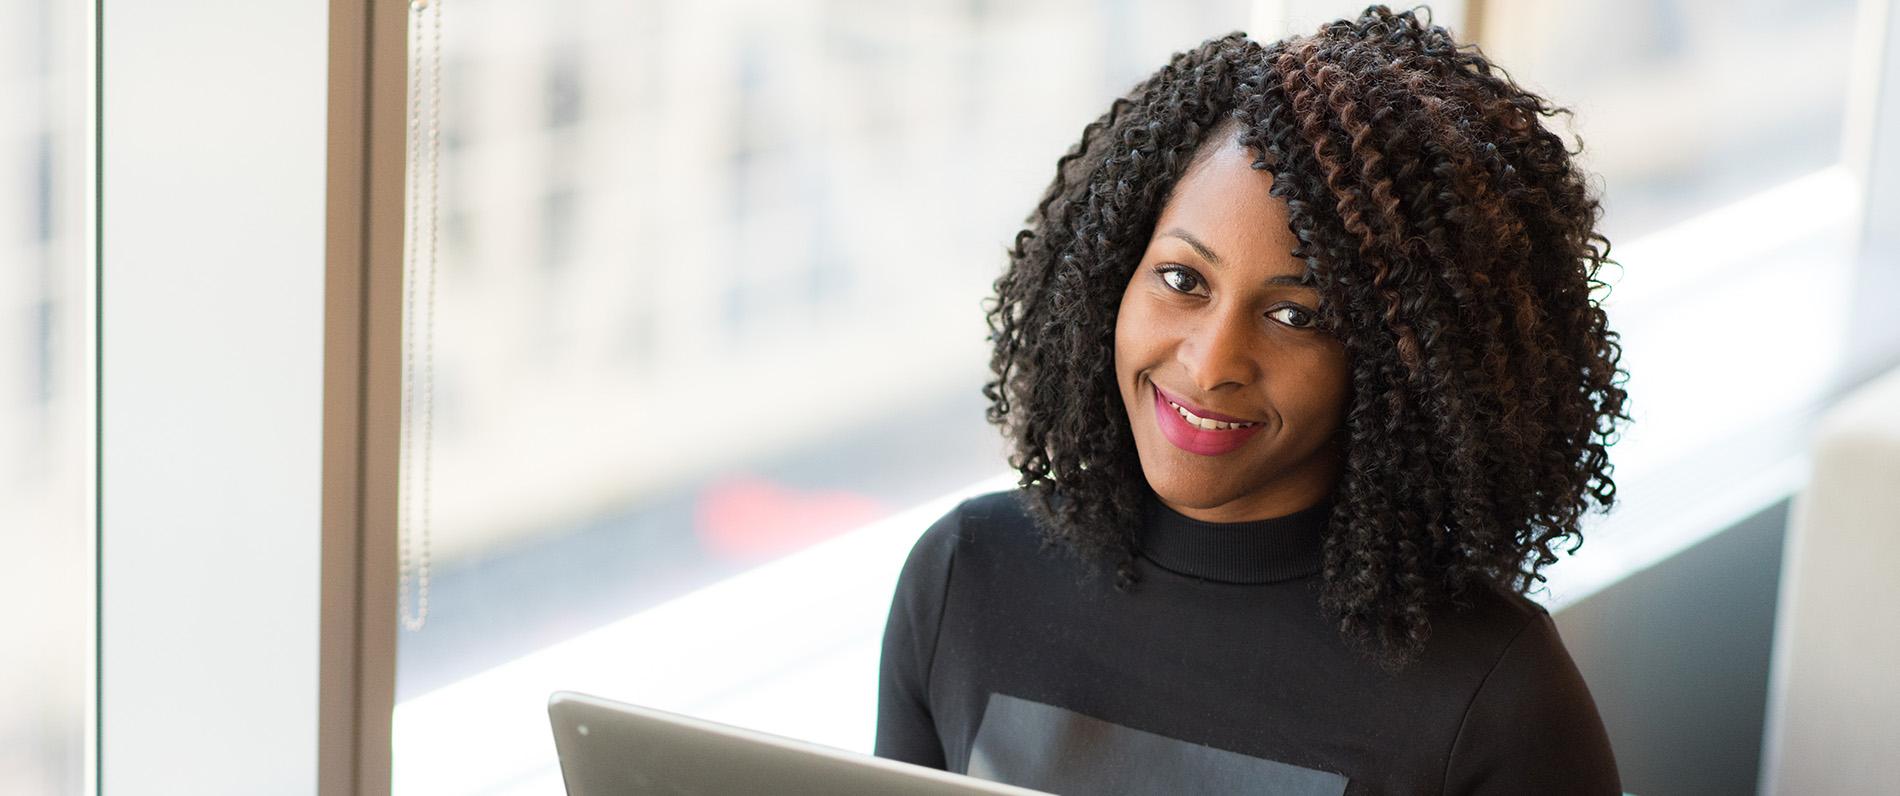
1152 383 1262 456
1153 385 1256 423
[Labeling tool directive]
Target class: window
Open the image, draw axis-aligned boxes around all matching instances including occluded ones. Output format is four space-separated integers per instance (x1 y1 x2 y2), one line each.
1474 0 1872 608
1 0 91 791
1478 0 1860 241
392 1 1256 791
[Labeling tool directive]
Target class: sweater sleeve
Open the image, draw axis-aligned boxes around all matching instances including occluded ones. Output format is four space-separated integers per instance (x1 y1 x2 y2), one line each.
873 501 962 768
1443 609 1621 795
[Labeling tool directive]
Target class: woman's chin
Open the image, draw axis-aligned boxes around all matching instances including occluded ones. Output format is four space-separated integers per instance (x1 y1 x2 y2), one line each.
1145 474 1242 513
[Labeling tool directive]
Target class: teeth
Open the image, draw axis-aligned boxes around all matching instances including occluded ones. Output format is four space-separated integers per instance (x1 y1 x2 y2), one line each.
1168 401 1255 431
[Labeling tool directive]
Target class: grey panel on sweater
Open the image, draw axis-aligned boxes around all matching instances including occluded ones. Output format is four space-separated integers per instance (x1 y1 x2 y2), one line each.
967 692 1348 796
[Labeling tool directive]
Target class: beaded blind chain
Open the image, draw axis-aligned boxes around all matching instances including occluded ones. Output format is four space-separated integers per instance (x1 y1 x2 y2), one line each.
400 0 442 632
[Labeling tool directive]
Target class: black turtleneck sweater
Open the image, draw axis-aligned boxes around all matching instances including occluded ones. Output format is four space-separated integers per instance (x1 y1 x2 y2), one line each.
874 489 1621 795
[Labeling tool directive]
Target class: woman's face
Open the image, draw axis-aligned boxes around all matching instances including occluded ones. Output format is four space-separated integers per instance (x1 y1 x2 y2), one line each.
1113 134 1351 523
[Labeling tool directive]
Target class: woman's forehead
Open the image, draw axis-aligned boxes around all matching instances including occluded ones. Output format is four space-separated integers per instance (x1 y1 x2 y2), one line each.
1152 136 1310 282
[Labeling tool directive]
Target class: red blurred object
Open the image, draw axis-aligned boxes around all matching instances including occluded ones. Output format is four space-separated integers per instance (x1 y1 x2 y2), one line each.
695 476 886 560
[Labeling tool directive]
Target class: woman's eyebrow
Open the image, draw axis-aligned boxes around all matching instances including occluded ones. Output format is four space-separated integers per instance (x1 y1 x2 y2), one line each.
1264 273 1316 288
1165 228 1223 265
1165 227 1316 288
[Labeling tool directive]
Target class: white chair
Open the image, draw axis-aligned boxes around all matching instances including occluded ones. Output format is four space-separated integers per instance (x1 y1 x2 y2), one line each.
1759 364 1900 794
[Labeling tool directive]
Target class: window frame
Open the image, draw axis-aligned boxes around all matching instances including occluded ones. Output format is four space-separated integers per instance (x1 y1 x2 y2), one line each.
97 0 404 794
319 0 408 793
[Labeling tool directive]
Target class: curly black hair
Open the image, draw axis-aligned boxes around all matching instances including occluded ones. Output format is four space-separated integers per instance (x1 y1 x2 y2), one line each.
981 5 1630 672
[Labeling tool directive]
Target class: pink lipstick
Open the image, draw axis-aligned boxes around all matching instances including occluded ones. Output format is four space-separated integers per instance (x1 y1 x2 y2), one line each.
1151 383 1262 456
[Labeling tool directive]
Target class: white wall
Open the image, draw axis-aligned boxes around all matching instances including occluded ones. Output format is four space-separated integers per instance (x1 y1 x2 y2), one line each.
101 1 328 792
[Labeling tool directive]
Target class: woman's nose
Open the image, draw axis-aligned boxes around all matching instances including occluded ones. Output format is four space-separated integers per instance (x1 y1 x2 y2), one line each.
1178 311 1258 393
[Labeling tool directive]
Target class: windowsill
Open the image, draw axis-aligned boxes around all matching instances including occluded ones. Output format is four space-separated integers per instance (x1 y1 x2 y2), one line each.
393 471 1019 794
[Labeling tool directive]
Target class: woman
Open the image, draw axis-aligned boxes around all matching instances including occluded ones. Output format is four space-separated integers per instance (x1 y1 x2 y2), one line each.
876 6 1629 794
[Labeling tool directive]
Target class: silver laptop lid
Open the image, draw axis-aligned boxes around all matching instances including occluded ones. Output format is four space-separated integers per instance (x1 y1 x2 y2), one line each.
548 690 1049 795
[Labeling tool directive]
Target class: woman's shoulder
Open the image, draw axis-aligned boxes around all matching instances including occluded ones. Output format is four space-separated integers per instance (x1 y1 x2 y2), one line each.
908 489 1044 559
1432 571 1549 628
952 488 1041 531
1439 584 1620 790
1419 579 1573 678
895 489 1062 590
1452 582 1587 681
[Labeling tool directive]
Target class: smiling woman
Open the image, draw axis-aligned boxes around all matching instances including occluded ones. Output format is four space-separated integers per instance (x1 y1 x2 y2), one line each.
1114 129 1351 522
877 6 1629 794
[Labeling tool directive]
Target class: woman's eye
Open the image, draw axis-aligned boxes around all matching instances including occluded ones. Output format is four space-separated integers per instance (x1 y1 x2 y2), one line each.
1158 267 1203 294
1267 305 1317 328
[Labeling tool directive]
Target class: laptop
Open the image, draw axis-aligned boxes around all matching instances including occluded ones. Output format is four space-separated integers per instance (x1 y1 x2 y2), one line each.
548 690 1050 795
